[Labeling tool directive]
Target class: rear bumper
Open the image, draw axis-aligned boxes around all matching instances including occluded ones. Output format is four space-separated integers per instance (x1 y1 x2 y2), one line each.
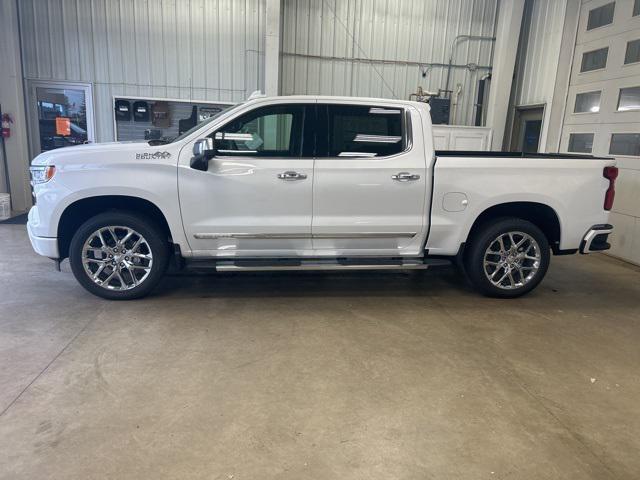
580 224 613 254
27 221 59 258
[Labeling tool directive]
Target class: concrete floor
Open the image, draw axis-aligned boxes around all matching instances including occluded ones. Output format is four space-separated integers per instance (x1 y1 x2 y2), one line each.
1 224 639 480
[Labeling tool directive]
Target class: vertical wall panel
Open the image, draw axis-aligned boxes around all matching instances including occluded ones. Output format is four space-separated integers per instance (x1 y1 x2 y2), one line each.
135 0 153 96
162 0 179 99
280 0 498 125
77 0 95 82
515 0 565 106
19 0 266 142
118 0 137 90
190 0 206 101
61 0 81 80
34 0 53 78
217 0 233 101
48 0 67 80
91 0 110 83
147 0 166 98
105 0 123 85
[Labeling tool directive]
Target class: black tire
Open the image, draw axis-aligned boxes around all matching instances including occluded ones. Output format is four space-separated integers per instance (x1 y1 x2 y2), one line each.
69 211 170 300
464 218 550 298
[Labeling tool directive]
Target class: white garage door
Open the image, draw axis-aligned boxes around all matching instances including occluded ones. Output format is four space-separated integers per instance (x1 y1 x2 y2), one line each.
560 0 640 265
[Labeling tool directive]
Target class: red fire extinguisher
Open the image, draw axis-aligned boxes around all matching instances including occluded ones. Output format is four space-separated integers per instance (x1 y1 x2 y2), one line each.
1 113 12 139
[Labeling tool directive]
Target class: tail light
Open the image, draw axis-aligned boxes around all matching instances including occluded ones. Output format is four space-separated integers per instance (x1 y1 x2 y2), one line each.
603 166 618 211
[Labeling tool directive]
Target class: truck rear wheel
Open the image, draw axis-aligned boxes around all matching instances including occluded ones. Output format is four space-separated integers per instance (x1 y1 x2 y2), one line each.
69 211 169 300
464 218 550 298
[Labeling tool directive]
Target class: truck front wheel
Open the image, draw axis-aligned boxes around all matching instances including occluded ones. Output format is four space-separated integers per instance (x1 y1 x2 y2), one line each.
464 218 550 298
69 211 169 300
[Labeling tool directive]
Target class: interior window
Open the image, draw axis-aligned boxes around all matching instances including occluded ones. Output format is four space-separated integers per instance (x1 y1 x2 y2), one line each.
581 47 609 72
587 2 615 30
574 91 601 113
624 39 640 64
213 105 304 157
609 133 640 156
634 0 640 16
568 133 594 153
327 105 404 158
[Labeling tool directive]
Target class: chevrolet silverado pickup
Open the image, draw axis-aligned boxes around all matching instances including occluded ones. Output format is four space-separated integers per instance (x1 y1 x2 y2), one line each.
27 95 618 300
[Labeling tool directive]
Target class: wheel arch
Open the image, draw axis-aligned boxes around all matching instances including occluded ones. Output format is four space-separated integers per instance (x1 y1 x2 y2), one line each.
57 195 173 260
466 201 562 254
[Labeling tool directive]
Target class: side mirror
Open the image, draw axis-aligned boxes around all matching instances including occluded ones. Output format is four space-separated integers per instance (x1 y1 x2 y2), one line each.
190 138 215 171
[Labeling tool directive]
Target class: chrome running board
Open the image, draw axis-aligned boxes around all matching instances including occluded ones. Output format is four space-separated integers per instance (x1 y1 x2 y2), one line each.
188 257 452 272
215 263 430 272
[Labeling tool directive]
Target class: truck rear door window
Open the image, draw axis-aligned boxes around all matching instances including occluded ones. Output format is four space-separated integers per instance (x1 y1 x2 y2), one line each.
326 105 405 158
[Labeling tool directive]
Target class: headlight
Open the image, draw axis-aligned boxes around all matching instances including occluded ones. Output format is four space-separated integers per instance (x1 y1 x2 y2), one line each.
30 165 56 185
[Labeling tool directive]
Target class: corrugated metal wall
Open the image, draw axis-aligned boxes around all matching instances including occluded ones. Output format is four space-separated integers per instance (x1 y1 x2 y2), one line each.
515 0 565 106
280 0 498 125
18 0 265 142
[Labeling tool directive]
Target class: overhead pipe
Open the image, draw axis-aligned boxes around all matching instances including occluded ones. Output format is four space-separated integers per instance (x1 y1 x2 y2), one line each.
280 52 492 73
444 35 496 98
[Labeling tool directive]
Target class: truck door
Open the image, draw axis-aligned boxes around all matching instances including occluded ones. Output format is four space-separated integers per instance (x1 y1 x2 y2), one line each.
312 104 428 256
178 102 315 257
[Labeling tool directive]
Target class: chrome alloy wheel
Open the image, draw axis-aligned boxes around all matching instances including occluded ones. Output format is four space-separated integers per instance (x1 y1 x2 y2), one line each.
483 231 541 290
81 226 153 291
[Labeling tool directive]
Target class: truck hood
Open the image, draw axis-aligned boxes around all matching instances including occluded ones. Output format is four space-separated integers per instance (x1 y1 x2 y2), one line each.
31 141 182 167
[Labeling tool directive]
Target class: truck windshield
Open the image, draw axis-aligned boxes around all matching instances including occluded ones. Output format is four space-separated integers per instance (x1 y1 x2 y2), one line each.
150 103 242 145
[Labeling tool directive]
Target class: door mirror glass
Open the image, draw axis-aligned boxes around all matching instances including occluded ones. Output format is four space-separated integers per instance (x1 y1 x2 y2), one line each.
190 138 215 171
192 137 215 157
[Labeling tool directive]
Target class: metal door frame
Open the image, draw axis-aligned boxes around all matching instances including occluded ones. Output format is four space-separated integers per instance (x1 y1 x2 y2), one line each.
509 104 545 152
25 80 96 158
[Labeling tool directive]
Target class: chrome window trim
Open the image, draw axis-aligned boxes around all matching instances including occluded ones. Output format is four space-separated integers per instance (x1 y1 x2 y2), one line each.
194 232 417 240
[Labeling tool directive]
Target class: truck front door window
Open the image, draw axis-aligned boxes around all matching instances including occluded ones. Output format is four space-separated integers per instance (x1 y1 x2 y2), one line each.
213 105 304 157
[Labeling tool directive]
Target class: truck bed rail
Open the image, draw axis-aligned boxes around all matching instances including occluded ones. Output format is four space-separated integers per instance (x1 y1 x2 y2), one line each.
435 150 612 160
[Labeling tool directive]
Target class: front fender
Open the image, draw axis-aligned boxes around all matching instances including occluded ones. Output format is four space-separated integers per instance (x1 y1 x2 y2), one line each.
34 182 189 255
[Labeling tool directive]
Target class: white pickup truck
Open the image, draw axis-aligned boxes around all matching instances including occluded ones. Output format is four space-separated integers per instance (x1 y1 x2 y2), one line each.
27 95 618 300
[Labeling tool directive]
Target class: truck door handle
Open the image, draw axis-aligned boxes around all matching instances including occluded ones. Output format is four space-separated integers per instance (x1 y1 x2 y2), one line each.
392 172 420 182
277 171 307 181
